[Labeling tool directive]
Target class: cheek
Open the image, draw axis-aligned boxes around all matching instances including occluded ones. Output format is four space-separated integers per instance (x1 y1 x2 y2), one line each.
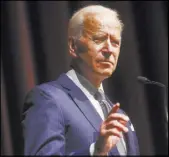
85 45 100 62
83 53 98 66
80 50 100 70
78 42 103 67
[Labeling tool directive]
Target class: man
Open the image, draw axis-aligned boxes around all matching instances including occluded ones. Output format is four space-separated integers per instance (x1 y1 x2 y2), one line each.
22 5 140 155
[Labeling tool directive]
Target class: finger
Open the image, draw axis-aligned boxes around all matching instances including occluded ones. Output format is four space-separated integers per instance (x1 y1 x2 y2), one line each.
107 113 129 123
106 120 128 133
119 119 128 125
102 119 128 130
105 128 122 138
108 103 120 117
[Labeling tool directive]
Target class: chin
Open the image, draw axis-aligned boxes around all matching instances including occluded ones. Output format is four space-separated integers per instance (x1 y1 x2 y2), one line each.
95 68 114 78
93 62 116 77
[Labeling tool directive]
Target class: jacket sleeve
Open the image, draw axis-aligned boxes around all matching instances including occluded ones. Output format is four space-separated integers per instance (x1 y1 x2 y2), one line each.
21 86 91 156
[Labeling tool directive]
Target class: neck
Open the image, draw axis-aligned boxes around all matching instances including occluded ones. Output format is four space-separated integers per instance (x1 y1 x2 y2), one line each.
72 64 104 89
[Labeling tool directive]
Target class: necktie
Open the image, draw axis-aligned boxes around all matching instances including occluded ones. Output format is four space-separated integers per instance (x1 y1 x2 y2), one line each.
94 89 127 155
94 89 110 119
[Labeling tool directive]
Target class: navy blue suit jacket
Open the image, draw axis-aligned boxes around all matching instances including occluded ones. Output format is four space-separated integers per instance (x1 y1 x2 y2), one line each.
22 73 140 155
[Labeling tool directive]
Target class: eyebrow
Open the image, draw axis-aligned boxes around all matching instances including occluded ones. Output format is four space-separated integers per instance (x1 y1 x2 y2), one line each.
94 31 107 36
110 35 121 41
92 32 121 41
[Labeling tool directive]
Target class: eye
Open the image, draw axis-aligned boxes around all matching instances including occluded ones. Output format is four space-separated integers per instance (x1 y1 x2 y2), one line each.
111 40 120 47
92 36 107 44
93 39 102 44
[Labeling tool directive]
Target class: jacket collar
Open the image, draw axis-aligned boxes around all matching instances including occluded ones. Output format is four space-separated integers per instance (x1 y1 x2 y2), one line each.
56 73 103 133
55 73 139 155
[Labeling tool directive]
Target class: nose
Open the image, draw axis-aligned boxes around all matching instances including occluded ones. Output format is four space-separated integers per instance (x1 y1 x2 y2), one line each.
101 39 113 58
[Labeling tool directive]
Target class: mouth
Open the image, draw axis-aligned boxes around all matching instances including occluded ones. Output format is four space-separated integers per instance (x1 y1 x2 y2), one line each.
98 60 114 65
96 61 115 70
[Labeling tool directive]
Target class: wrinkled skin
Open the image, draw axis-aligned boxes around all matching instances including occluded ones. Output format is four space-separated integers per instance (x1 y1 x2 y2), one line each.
68 13 129 155
69 13 122 87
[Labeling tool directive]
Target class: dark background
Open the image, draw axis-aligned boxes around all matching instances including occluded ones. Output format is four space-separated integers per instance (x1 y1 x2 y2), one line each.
1 1 168 155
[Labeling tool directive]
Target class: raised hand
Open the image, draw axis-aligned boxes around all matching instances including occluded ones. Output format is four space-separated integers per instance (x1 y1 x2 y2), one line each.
94 103 129 155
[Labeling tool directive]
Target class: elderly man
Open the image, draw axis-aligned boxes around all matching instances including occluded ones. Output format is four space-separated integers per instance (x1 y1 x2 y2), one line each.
22 5 140 155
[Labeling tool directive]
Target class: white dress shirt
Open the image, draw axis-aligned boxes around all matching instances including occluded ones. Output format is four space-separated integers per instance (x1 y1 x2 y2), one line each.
66 69 106 121
66 69 127 155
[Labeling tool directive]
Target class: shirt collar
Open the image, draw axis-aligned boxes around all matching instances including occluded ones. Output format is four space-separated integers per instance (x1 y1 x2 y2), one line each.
66 69 104 96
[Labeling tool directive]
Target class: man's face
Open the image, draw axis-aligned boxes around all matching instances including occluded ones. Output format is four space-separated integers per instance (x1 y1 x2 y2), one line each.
74 13 122 79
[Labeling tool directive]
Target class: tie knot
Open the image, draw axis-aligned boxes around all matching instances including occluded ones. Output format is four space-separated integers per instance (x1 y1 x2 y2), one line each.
94 89 106 102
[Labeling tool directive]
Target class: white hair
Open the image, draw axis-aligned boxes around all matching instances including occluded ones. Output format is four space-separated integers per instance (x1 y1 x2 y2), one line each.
68 5 124 39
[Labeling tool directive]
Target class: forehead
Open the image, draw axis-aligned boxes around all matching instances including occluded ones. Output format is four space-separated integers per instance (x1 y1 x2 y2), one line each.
82 13 122 38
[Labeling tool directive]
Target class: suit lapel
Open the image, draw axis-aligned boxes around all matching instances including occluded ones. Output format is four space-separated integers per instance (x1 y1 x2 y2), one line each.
108 101 138 155
124 121 139 155
56 74 139 155
105 97 137 155
57 73 103 133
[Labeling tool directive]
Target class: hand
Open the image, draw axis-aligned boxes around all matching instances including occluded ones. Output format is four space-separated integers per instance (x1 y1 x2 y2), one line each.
94 103 129 155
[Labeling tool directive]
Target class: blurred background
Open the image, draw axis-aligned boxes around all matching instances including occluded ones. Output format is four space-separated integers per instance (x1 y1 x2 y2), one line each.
1 1 168 155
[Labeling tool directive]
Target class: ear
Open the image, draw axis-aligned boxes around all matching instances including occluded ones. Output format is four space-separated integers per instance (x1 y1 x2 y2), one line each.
68 37 78 58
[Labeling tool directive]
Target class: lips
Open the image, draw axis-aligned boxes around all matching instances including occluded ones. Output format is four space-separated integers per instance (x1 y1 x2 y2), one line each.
98 60 114 65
